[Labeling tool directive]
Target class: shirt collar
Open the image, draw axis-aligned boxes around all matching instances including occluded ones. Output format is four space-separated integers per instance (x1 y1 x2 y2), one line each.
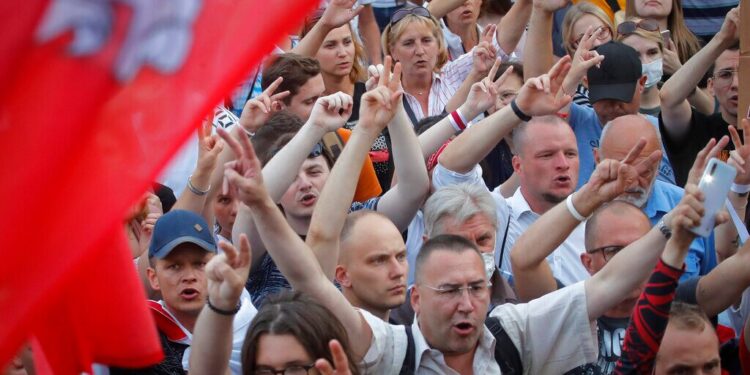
411 318 496 371
643 180 672 219
507 187 535 220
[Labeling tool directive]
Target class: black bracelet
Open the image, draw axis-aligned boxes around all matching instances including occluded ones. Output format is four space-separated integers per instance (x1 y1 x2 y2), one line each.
207 297 241 315
510 99 532 122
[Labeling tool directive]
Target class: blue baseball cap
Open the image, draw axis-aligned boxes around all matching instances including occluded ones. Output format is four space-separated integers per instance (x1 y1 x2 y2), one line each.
149 210 217 259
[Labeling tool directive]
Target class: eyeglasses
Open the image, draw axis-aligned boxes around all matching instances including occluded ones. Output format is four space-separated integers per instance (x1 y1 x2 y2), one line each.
254 364 316 375
713 69 738 87
616 20 660 36
390 6 432 26
420 281 492 300
572 26 612 49
586 245 624 262
268 142 323 162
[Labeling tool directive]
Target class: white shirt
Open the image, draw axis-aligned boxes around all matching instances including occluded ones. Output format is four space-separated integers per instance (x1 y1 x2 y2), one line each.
359 281 598 374
440 20 522 62
402 50 474 123
500 187 589 286
431 163 589 286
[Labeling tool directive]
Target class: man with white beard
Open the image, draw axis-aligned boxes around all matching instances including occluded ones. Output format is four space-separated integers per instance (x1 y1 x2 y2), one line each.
595 114 716 281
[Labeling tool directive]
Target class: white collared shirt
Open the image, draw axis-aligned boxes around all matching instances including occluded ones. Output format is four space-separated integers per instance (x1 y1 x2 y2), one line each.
440 20 523 62
499 187 589 286
431 162 589 286
359 281 598 374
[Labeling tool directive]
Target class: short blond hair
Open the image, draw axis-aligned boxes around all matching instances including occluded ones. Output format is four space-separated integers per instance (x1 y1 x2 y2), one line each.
381 14 450 72
615 17 664 53
561 2 614 57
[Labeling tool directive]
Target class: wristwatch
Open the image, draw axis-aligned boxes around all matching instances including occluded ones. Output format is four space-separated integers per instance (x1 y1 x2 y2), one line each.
657 219 672 240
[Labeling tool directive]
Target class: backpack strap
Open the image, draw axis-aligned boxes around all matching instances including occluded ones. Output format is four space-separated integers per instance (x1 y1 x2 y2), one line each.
485 316 523 374
399 324 416 375
402 95 419 126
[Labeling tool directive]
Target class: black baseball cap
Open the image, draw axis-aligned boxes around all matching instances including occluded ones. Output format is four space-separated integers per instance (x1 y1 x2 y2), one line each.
587 41 643 104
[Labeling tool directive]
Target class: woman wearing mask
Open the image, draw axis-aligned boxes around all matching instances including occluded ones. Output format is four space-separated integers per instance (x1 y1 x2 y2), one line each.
616 18 666 116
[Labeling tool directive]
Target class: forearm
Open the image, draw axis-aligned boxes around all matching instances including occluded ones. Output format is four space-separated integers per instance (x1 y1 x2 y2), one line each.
496 0 531 55
696 248 750 316
377 105 430 230
292 22 331 58
418 116 458 160
438 104 521 173
307 127 379 278
661 38 728 109
497 173 519 198
614 259 683 374
249 195 373 359
511 198 584 301
445 70 483 113
174 167 213 214
358 5 382 65
715 192 747 261
522 4 554 80
587 227 668 319
263 123 327 202
426 0 465 19
189 307 234 375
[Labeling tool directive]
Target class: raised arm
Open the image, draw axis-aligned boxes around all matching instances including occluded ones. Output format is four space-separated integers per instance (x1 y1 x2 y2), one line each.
522 0 569 79
220 127 374 360
426 0 465 19
189 236 251 375
173 120 224 219
292 0 362 58
419 58 510 159
586 138 730 321
445 25 498 113
495 0 532 56
357 5 382 66
439 55 573 174
715 121 750 261
659 7 739 143
376 67 430 230
232 92 351 267
307 58 401 278
513 139 662 301
557 25 605 115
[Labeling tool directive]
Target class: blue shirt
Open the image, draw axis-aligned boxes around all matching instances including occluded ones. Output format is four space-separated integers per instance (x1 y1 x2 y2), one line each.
569 103 676 189
644 180 716 280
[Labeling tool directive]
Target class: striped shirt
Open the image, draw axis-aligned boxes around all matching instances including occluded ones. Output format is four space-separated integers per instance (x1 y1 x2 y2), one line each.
402 50 475 123
682 0 739 41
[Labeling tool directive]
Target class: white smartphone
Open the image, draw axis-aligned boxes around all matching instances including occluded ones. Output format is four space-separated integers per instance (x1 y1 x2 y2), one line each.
689 158 736 237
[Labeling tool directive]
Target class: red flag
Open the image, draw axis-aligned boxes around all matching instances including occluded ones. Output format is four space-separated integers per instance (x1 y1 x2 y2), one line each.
0 0 318 372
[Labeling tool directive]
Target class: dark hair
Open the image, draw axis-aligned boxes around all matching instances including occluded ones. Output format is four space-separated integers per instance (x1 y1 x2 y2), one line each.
414 234 480 283
416 115 446 135
709 42 740 75
241 291 359 375
251 111 304 166
262 53 321 105
496 61 523 82
480 0 512 18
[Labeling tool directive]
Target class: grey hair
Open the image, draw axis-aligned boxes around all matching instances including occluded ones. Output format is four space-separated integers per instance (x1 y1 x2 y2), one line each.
599 114 662 159
423 183 498 237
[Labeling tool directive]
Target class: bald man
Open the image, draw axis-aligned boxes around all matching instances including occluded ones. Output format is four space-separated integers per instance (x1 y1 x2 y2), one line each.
595 114 716 280
336 210 409 321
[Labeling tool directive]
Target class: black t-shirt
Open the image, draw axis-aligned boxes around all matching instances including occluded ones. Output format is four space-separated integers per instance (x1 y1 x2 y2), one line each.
564 315 630 375
659 110 732 187
109 331 188 375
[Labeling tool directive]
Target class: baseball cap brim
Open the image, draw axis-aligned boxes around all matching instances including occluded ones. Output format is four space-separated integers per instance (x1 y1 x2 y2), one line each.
588 82 637 104
150 236 217 259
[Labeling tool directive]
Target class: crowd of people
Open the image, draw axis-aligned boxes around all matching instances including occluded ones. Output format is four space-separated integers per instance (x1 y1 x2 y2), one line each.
7 0 748 374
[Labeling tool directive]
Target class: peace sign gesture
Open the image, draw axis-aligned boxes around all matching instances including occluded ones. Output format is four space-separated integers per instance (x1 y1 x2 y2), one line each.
238 77 290 133
206 235 252 311
217 127 268 207
728 119 750 184
471 24 498 76
315 340 353 375
358 56 403 136
464 58 514 118
565 25 606 87
196 119 224 173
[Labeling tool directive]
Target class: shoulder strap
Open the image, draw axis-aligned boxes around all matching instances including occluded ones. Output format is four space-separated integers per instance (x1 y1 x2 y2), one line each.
402 95 419 126
399 325 416 375
485 316 523 374
497 209 512 274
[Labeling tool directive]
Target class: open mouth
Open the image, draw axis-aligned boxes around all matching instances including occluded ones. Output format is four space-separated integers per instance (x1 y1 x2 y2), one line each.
554 176 570 184
453 322 474 335
300 193 317 206
180 288 199 300
461 9 472 16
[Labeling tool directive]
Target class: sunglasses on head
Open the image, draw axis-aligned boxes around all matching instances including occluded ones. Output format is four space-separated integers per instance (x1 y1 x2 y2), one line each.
617 20 660 36
390 6 431 26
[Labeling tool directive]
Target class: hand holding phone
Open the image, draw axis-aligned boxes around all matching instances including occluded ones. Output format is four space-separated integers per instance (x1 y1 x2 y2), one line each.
661 29 671 43
689 158 736 237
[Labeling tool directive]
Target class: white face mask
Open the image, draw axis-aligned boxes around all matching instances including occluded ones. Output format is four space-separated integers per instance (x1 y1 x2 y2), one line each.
481 252 496 281
642 58 663 89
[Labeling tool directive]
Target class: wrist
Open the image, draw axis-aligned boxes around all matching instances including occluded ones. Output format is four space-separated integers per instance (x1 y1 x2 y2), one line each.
207 296 241 315
459 103 481 122
569 190 597 219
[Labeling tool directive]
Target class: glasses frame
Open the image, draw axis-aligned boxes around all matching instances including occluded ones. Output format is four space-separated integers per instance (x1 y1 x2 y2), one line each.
712 69 738 87
420 281 493 300
586 245 625 262
572 26 612 50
